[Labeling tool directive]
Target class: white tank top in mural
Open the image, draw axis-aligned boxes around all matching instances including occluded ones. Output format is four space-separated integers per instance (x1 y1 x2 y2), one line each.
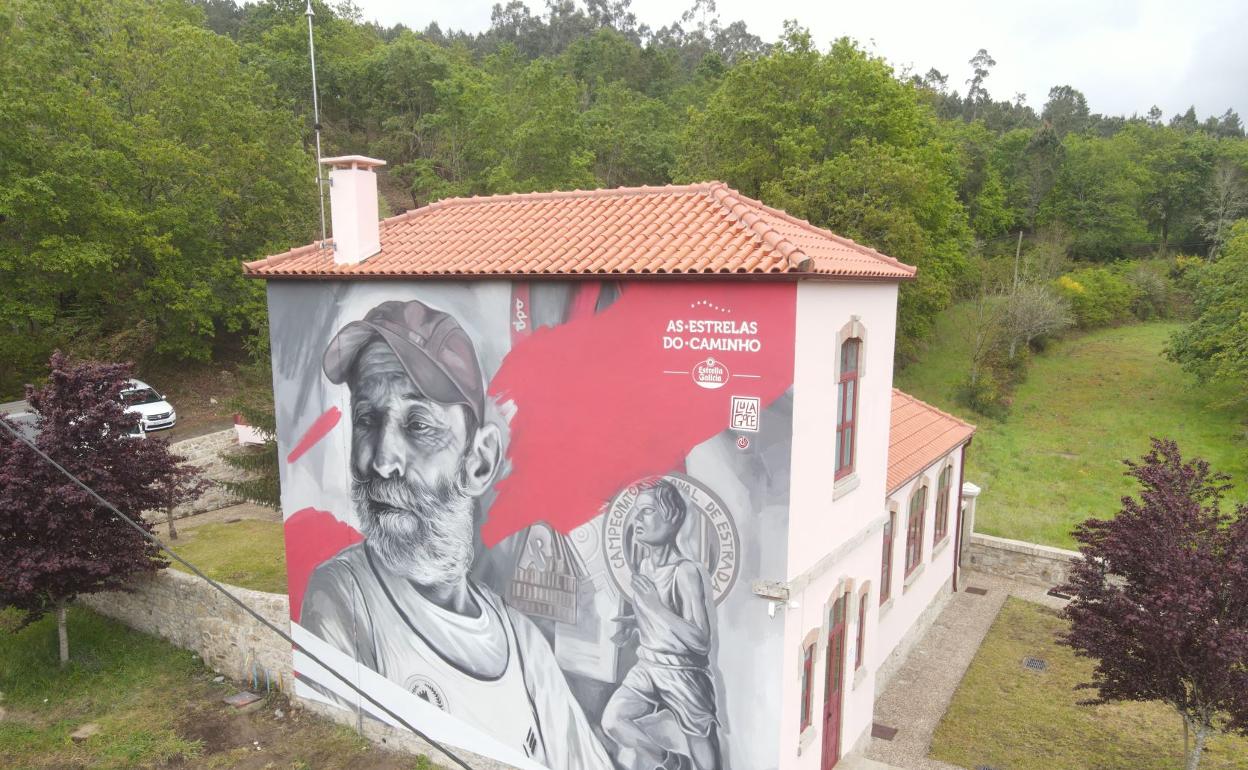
304 544 546 763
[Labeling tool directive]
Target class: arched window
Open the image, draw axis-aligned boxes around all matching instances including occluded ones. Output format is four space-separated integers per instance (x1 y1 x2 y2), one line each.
905 483 927 577
835 338 862 479
933 465 952 545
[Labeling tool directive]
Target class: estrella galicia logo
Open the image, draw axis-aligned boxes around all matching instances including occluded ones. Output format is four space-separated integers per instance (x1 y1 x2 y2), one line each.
691 357 729 389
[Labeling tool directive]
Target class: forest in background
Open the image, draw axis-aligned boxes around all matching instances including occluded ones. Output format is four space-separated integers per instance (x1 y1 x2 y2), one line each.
3 0 1247 399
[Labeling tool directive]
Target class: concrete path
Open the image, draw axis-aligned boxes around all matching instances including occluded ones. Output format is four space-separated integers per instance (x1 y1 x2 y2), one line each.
839 754 907 770
860 571 1069 770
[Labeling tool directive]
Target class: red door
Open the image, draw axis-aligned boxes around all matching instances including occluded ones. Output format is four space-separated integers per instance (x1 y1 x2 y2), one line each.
822 593 848 770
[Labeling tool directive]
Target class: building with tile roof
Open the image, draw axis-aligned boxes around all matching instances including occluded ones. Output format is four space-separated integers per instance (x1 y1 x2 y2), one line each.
247 156 975 770
243 181 916 281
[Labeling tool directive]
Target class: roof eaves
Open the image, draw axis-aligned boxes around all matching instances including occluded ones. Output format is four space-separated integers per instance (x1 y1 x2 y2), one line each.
242 241 329 275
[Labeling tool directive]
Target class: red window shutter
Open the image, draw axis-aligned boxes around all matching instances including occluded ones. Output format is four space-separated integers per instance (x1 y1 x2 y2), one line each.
800 644 814 729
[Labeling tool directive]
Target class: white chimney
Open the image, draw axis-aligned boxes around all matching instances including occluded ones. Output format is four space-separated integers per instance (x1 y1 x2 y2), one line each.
321 155 386 265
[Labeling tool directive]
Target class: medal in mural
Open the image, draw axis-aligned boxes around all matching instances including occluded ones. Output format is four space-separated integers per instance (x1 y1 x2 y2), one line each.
602 473 741 605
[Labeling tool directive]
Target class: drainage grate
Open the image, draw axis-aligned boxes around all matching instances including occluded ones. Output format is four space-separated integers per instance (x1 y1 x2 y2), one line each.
1046 587 1072 600
965 586 989 596
1023 656 1048 672
976 765 1004 770
871 723 898 740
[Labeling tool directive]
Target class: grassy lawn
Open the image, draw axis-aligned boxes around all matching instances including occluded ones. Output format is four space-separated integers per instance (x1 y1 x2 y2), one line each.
168 519 287 594
897 310 1248 548
0 606 434 769
931 598 1248 770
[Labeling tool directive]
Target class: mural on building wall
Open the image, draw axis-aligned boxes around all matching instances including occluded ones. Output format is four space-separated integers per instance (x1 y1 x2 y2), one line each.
270 280 796 770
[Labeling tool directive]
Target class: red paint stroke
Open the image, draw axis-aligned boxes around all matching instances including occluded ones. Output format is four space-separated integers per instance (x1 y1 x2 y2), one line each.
483 281 795 546
286 406 341 464
284 507 363 620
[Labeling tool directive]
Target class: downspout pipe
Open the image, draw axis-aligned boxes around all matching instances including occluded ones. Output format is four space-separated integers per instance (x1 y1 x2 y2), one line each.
952 438 972 591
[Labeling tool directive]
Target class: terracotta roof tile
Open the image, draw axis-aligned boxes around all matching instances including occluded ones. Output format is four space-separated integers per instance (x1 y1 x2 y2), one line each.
887 390 976 494
243 182 916 281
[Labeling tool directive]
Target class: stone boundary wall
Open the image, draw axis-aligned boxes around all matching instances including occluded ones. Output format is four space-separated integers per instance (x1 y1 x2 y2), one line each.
79 569 519 769
79 568 292 692
964 533 1081 587
165 428 248 517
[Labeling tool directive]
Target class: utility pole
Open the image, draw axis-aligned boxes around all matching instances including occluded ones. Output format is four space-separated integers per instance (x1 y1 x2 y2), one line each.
306 1 327 248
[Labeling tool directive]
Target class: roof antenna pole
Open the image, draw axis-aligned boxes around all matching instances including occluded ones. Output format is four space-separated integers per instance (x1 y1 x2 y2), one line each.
306 0 327 248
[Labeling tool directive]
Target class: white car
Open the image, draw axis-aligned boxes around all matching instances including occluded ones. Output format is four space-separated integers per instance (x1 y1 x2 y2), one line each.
120 379 177 432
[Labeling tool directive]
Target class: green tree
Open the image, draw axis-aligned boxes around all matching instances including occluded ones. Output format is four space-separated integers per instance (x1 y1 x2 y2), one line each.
1041 85 1090 137
0 0 314 395
1040 133 1148 260
1133 125 1214 254
584 83 678 186
1167 220 1248 404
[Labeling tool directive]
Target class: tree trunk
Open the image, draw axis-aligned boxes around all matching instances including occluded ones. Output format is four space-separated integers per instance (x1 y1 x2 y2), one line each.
166 507 177 540
1185 719 1209 770
57 605 69 668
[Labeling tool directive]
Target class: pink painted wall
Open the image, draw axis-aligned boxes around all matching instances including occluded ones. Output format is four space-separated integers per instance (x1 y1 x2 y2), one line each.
778 280 899 770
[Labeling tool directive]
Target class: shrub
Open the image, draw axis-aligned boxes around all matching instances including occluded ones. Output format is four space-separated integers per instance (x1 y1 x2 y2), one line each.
1122 264 1170 320
1054 267 1137 328
956 367 1011 420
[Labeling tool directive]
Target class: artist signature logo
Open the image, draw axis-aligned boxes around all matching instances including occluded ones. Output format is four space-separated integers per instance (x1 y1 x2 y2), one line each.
691 357 729 389
602 473 740 605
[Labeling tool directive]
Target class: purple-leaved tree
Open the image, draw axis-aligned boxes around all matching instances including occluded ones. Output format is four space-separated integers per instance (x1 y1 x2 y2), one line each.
0 352 204 666
1060 438 1248 770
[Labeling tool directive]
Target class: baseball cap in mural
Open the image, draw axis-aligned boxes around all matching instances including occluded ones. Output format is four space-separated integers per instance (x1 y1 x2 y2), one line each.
322 299 485 424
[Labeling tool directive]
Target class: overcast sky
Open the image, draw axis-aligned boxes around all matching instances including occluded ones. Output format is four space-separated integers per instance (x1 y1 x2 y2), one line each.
346 0 1247 120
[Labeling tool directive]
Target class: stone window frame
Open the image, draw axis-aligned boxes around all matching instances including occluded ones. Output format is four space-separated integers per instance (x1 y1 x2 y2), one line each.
832 316 868 496
797 626 820 751
904 477 930 580
932 458 956 550
880 502 899 609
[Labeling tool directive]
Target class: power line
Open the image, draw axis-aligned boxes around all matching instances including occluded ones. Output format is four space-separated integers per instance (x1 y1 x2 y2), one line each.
0 418 477 770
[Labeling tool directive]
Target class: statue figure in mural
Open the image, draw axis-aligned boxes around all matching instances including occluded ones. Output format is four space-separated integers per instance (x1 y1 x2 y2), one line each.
299 299 612 770
603 479 723 770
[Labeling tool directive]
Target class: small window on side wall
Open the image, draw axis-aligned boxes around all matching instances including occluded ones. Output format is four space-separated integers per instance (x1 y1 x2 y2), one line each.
934 464 952 545
855 592 869 670
835 338 862 480
905 484 927 577
800 642 815 730
880 510 896 604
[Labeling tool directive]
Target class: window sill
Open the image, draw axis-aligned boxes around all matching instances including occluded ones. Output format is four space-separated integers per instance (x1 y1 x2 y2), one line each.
853 664 867 690
903 563 926 593
879 596 894 616
832 473 860 501
797 724 816 755
932 534 952 559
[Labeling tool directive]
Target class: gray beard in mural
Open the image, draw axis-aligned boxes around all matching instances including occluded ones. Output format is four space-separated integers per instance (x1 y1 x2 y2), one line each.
351 466 474 587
